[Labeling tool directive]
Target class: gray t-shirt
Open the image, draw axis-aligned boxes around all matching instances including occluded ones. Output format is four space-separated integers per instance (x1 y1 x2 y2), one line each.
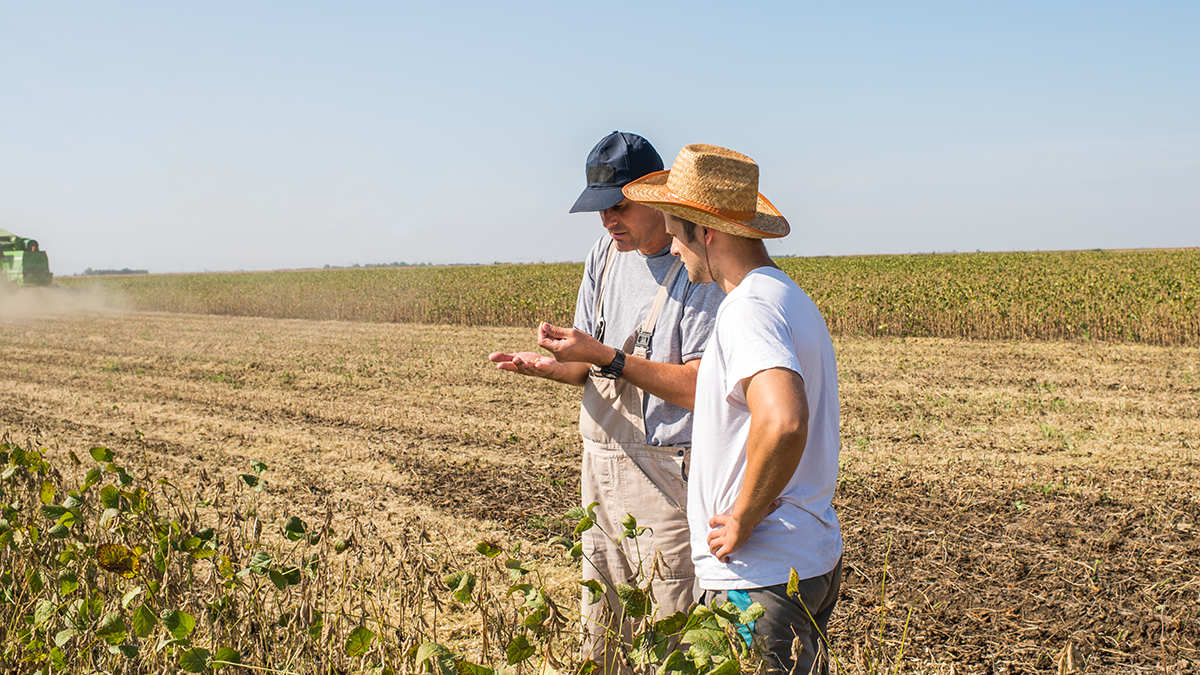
573 234 725 447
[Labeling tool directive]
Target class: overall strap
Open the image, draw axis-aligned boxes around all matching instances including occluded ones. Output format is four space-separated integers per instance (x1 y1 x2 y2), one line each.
592 239 619 342
632 257 685 359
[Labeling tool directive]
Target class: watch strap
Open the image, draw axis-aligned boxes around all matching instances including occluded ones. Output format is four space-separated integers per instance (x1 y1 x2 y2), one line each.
591 348 626 380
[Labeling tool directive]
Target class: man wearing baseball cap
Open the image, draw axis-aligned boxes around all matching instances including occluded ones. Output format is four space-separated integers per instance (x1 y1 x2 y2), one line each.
489 132 725 669
622 144 844 674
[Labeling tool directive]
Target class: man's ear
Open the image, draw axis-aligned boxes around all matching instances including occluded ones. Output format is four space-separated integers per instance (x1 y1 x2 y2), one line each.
702 227 713 245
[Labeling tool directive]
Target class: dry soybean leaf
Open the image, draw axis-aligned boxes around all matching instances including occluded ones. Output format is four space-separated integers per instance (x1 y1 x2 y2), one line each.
97 543 141 579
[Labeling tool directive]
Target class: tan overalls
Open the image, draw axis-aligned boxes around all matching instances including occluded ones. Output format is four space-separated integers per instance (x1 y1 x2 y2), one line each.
579 243 694 669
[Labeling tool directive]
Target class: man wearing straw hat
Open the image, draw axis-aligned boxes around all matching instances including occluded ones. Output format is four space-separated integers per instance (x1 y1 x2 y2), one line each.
489 132 725 669
622 144 844 675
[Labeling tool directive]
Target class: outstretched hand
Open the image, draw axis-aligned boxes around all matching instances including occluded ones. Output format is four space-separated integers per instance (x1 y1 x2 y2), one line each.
537 322 612 366
488 351 560 379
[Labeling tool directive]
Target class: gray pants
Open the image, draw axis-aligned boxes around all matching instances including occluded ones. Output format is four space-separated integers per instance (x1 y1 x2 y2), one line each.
702 558 842 675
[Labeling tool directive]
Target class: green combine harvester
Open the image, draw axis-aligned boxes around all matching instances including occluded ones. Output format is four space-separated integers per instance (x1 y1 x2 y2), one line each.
0 229 54 286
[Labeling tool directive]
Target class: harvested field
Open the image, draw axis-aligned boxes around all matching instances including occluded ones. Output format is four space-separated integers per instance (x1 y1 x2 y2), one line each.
1 310 1197 673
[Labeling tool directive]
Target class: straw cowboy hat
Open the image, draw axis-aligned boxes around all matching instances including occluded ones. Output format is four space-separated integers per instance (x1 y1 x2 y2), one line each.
621 143 789 239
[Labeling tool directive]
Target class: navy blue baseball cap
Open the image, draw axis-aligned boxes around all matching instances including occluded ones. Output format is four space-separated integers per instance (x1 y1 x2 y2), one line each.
569 131 664 213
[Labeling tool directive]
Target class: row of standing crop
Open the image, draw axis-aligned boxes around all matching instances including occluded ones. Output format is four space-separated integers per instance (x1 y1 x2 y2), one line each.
61 249 1200 346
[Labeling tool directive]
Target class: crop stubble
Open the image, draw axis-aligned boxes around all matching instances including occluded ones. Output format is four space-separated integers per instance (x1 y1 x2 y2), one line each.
0 311 1196 673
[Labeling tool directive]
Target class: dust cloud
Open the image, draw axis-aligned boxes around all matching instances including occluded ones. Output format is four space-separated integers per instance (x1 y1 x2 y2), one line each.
0 284 131 319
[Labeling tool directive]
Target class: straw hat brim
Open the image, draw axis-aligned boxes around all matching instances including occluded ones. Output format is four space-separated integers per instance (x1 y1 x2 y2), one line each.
622 170 790 239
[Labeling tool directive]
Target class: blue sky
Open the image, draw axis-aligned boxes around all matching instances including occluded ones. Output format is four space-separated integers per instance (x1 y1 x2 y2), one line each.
2 2 1197 275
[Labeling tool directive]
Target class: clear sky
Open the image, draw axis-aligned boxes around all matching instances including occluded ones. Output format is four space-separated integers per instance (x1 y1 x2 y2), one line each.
2 2 1197 275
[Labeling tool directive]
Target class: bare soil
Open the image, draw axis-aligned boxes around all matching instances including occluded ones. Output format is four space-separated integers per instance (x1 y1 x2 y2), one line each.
1 311 1196 674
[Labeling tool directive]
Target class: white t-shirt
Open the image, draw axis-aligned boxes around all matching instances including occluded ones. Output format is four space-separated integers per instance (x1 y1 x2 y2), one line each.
689 266 843 590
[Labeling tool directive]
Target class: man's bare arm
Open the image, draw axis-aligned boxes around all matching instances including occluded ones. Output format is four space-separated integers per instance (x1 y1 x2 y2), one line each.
707 367 808 562
536 322 700 409
488 351 590 386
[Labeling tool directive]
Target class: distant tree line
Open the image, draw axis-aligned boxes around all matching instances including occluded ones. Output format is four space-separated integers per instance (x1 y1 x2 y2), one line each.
83 268 149 275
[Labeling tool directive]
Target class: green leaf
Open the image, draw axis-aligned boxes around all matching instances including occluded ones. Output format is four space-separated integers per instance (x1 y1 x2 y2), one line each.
711 602 741 626
54 628 77 648
786 567 800 599
659 650 692 674
430 654 457 675
706 658 741 675
238 474 259 488
27 568 45 593
505 634 535 665
132 605 157 638
616 582 649 617
118 644 139 659
34 599 57 627
444 570 476 603
345 625 375 657
160 609 196 640
81 468 102 492
89 447 114 463
574 516 594 535
570 542 583 559
213 647 242 669
455 660 495 675
268 569 289 590
40 481 55 505
247 551 273 574
523 605 549 630
95 612 128 645
250 460 268 474
282 566 301 585
416 641 449 664
40 504 67 521
308 609 324 641
503 558 529 581
283 516 307 541
179 647 212 673
475 541 503 558
579 579 604 605
738 602 766 626
564 505 586 520
59 571 79 596
654 610 689 636
684 628 728 659
55 509 78 528
631 630 669 665
100 485 121 510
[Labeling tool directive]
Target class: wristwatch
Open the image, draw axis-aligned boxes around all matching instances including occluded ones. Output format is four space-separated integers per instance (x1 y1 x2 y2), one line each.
591 348 626 380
